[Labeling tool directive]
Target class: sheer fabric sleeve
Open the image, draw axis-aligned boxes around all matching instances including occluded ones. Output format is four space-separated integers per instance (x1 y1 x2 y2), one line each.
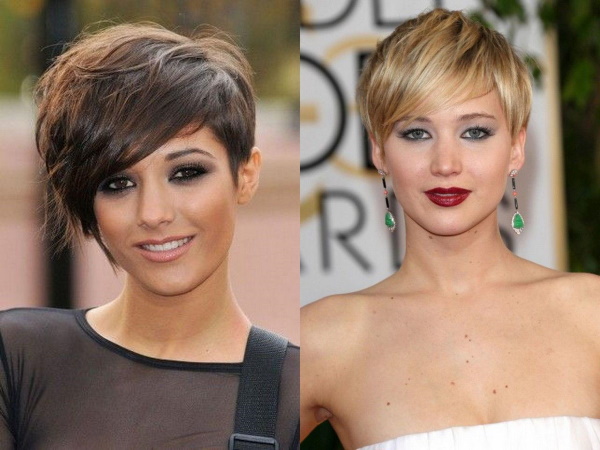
0 322 16 449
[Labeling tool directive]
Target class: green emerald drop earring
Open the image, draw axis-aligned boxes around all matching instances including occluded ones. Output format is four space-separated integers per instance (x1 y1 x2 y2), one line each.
510 169 524 234
378 169 396 232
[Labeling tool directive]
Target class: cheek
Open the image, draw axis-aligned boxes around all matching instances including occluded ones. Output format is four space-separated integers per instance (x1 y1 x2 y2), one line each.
475 144 512 179
93 201 130 250
386 152 426 190
180 185 237 231
469 148 512 203
471 166 507 202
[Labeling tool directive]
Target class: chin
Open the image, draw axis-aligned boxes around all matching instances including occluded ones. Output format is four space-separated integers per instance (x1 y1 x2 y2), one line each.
145 281 202 298
132 271 207 298
417 218 480 237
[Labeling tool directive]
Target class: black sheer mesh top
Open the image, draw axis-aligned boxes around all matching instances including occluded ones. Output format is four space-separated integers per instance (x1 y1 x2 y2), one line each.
0 308 299 449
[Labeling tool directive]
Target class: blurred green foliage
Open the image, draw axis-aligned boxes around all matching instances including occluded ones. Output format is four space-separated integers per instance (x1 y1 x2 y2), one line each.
482 0 528 21
472 0 600 273
301 421 343 450
0 1 38 93
539 0 600 273
0 0 298 101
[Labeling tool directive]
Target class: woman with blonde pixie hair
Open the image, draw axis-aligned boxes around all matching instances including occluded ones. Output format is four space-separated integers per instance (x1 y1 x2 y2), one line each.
0 23 298 449
301 8 600 449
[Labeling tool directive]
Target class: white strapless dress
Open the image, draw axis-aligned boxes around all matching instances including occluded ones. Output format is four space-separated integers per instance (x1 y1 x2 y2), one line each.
358 416 600 449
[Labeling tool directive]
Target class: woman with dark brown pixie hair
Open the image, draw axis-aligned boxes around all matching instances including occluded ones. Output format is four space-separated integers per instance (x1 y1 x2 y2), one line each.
301 8 600 450
0 24 298 449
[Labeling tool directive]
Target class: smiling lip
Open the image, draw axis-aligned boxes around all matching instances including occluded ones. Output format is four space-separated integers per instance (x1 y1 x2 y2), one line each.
424 187 471 207
135 235 194 263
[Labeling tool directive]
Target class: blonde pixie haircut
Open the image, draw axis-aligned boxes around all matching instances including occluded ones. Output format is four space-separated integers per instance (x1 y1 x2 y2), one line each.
357 8 532 151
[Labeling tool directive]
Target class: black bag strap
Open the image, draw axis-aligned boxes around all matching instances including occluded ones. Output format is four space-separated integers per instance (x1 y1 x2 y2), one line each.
229 326 288 450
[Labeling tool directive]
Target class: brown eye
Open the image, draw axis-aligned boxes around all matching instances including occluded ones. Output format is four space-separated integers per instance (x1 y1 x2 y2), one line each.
109 179 133 189
170 164 208 182
99 177 135 193
173 168 199 179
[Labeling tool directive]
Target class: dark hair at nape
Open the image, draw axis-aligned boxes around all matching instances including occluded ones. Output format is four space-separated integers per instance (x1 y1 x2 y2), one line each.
35 22 256 264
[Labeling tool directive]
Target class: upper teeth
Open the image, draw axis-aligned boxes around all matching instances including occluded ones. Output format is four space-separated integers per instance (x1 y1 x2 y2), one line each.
142 237 191 252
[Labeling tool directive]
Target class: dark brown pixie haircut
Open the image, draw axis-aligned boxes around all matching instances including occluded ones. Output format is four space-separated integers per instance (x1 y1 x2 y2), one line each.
35 23 255 265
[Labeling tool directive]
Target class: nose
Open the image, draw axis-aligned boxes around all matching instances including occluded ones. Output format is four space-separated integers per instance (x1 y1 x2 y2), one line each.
136 182 175 229
430 136 462 176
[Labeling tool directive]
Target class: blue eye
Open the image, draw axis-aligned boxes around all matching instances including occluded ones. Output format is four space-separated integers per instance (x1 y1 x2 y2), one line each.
462 127 494 140
170 164 208 182
400 128 431 140
98 177 135 193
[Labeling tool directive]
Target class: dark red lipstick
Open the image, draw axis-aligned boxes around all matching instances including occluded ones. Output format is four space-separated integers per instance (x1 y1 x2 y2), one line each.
424 187 471 207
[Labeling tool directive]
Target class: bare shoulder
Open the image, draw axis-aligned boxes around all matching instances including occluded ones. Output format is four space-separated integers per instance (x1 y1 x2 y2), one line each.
538 269 600 303
556 272 600 312
507 259 600 335
301 293 371 355
556 272 600 339
557 271 600 290
301 292 380 391
530 268 600 337
302 293 364 322
301 293 373 438
515 257 600 299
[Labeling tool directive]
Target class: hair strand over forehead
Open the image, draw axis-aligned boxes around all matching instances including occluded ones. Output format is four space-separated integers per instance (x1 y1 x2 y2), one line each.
356 8 532 151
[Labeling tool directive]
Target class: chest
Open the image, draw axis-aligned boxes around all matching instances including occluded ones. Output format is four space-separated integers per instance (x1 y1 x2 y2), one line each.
330 300 600 447
14 365 239 449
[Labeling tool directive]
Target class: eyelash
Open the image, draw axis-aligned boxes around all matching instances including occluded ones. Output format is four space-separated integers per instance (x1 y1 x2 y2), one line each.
170 163 209 182
399 128 430 140
398 126 495 141
97 163 209 194
462 126 494 140
97 176 133 194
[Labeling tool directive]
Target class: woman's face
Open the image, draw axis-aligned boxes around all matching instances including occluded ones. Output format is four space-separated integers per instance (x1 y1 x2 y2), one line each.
374 90 526 237
94 127 260 297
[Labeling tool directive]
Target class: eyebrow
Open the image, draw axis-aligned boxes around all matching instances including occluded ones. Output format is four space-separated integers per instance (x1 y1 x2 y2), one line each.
457 113 496 121
164 148 216 161
406 112 497 123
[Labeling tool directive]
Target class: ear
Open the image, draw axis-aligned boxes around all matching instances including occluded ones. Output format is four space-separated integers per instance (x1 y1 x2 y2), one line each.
370 135 387 173
237 147 262 205
509 128 526 172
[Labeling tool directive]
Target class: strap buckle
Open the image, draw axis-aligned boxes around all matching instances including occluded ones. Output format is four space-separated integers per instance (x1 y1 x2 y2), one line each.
228 433 279 449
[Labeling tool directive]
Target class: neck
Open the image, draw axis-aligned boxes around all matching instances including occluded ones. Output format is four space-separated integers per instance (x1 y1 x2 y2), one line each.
398 211 516 296
88 257 250 362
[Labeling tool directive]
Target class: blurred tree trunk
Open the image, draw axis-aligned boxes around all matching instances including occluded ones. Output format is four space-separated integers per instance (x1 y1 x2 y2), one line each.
541 0 600 273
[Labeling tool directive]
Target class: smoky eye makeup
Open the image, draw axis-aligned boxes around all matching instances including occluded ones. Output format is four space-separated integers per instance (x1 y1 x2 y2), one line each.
97 174 135 194
168 162 211 183
96 158 213 194
461 125 496 140
398 127 431 140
